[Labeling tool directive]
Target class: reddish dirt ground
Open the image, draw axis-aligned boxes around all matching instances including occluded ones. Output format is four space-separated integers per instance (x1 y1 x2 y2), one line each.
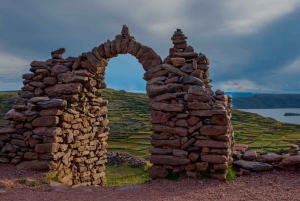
0 164 300 201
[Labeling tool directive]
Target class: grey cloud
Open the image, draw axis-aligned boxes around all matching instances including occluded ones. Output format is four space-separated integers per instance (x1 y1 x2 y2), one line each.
1 0 300 93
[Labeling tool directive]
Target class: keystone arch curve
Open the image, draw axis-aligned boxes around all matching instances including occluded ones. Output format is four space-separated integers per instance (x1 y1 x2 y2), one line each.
0 25 234 186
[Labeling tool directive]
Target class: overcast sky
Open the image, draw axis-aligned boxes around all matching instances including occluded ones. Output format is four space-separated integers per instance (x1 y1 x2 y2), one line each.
1 0 300 93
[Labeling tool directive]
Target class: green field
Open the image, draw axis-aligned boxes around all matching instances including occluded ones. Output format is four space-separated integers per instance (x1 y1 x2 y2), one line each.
1 89 299 158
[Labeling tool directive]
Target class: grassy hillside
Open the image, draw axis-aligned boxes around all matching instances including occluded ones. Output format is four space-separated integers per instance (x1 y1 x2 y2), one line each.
1 89 299 158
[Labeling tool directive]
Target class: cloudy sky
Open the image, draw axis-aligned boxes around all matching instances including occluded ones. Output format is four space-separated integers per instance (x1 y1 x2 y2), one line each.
1 0 300 93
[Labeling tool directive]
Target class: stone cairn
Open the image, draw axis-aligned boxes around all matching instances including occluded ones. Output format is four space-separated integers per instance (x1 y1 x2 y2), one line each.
0 25 233 185
148 29 233 180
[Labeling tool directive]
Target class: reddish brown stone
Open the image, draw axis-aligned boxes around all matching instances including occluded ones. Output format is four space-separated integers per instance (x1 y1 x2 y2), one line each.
51 65 70 77
0 127 16 134
169 48 180 56
243 150 257 161
11 139 27 147
28 137 42 148
85 52 99 67
151 139 181 148
180 63 194 73
201 155 227 164
44 83 82 97
165 76 179 84
144 70 168 81
188 152 199 161
60 113 74 122
121 25 130 35
72 56 82 69
161 64 187 76
35 143 59 153
175 119 188 127
121 39 130 54
30 81 46 89
185 164 196 171
136 46 150 59
150 111 171 123
148 93 175 102
187 116 200 126
200 125 228 136
149 165 168 179
197 64 208 70
211 115 229 125
150 155 190 165
104 40 113 57
194 140 229 148
234 144 248 153
81 60 97 73
163 56 172 64
97 44 106 58
256 153 282 163
196 162 208 171
149 102 184 112
5 109 26 122
190 69 204 79
129 41 142 56
34 88 44 96
171 58 185 66
21 84 34 91
174 42 187 49
146 83 183 98
188 85 205 96
30 61 46 67
43 77 57 85
188 121 203 134
184 94 211 102
24 152 38 160
32 116 59 127
110 40 117 55
190 110 227 117
151 124 188 137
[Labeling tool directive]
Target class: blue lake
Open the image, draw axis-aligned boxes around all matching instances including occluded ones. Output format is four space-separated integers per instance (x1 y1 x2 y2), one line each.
238 108 300 125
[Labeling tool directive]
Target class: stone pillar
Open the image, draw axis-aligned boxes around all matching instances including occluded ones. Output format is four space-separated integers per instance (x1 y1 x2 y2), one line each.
148 29 234 180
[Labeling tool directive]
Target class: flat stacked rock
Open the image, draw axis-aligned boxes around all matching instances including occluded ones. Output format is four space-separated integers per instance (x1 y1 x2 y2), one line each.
148 29 234 180
233 144 300 175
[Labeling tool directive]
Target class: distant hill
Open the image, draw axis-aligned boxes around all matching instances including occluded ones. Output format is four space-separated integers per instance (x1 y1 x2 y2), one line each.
225 92 256 98
232 94 300 109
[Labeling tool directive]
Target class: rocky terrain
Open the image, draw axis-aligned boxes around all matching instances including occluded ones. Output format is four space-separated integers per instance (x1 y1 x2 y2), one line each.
0 163 299 201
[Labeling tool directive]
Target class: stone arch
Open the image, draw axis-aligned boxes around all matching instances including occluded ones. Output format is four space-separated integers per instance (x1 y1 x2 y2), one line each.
0 25 234 186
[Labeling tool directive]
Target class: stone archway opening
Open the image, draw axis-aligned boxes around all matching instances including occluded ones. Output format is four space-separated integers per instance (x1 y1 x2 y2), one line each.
103 54 152 159
0 25 234 186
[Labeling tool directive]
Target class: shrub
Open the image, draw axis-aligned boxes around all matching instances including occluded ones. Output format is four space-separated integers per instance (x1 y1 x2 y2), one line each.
19 178 27 184
29 180 40 187
226 165 236 181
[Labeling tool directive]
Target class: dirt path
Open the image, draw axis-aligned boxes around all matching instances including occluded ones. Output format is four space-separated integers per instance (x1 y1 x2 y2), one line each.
0 164 299 201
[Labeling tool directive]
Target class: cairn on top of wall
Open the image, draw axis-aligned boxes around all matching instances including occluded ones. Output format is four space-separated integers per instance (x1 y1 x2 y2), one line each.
0 25 234 186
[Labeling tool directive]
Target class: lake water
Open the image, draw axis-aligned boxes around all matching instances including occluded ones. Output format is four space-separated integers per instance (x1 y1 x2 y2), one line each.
238 108 300 125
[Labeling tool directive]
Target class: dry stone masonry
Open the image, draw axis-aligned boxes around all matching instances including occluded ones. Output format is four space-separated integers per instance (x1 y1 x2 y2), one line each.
0 25 234 185
148 29 234 180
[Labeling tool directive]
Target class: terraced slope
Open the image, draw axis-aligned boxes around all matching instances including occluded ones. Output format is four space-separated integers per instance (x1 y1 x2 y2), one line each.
1 89 299 158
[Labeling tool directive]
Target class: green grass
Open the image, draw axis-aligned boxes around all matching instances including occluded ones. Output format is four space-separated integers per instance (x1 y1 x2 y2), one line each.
106 165 151 186
28 180 40 187
19 178 27 184
226 165 236 181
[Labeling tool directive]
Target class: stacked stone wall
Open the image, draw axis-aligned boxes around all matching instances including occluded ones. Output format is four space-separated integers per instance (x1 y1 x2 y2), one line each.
148 29 233 179
0 25 233 185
